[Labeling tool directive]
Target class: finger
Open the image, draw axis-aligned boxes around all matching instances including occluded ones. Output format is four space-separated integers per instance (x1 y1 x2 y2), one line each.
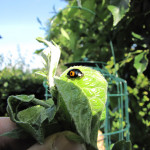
0 117 17 144
27 143 48 150
0 117 34 150
51 134 86 150
28 133 86 150
0 117 17 134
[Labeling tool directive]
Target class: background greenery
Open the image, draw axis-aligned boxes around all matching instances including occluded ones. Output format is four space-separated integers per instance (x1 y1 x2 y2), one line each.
0 66 45 116
0 0 149 149
42 0 149 149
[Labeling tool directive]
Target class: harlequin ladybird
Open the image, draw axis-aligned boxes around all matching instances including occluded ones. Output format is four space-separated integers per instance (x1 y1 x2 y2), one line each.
67 69 84 78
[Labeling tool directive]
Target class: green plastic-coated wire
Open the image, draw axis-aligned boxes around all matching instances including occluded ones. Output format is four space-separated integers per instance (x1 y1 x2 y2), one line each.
50 5 95 22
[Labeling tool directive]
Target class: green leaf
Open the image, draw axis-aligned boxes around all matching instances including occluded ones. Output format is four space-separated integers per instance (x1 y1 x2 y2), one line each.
82 0 96 23
54 66 108 149
34 48 44 54
17 105 45 124
134 51 149 74
36 37 51 46
100 108 106 121
112 140 132 150
35 71 47 77
36 38 61 88
107 5 120 26
132 32 144 40
108 0 129 26
60 28 70 40
7 95 59 143
69 32 78 50
12 94 35 102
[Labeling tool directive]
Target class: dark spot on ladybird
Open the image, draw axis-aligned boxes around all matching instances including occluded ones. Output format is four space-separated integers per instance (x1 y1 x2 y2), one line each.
67 69 84 78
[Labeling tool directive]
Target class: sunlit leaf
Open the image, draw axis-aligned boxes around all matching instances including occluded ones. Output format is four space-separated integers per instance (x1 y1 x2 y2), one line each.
36 37 61 88
54 66 108 149
60 28 70 40
108 5 121 26
35 71 47 77
132 32 144 40
34 49 44 54
108 0 129 26
134 51 149 74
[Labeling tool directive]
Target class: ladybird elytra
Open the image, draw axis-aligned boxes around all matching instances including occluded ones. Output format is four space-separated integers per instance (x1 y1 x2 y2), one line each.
67 69 84 78
70 71 75 77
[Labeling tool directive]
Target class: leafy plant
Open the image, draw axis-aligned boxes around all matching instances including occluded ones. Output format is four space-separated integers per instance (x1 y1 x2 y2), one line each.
44 0 150 149
3 39 108 150
0 67 45 116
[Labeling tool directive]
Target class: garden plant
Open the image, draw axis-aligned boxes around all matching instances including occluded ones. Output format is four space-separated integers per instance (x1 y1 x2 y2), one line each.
0 0 149 149
41 0 149 149
0 38 132 150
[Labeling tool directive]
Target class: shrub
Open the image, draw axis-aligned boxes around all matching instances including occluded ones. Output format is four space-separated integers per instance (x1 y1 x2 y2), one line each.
0 67 45 116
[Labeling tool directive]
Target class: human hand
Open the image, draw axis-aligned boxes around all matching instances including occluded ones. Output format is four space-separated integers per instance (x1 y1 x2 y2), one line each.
0 117 35 150
0 117 86 150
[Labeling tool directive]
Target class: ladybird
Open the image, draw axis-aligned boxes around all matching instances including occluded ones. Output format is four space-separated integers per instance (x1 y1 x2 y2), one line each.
67 69 84 78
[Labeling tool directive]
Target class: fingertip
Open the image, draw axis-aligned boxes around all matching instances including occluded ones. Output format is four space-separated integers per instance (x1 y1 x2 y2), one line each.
0 117 16 134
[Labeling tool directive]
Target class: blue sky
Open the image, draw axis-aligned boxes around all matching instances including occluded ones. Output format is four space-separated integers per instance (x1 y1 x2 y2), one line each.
0 0 67 69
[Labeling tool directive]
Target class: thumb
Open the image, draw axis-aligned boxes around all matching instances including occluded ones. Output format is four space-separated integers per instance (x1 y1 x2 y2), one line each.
27 132 86 150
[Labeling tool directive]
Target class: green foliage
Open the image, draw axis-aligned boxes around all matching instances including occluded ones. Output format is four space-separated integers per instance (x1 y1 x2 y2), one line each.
46 0 130 63
112 140 132 150
6 95 57 143
108 0 129 26
36 37 61 88
46 0 112 62
54 66 107 149
34 39 108 149
44 0 150 149
133 50 148 74
5 65 108 150
0 67 45 116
